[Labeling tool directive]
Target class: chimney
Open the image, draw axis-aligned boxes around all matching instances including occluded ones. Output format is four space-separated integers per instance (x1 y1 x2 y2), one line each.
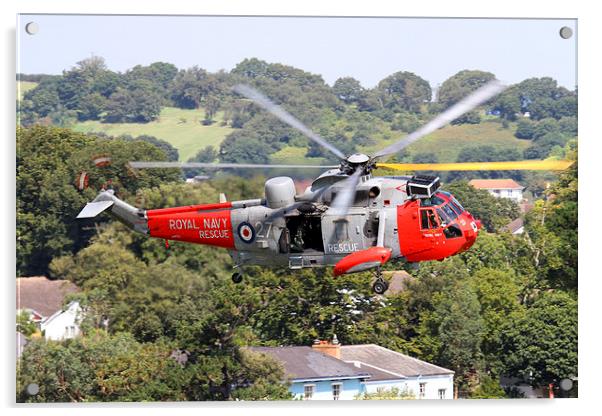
311 335 341 359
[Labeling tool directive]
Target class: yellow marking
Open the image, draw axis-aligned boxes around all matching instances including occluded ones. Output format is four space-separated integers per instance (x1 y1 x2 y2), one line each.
377 160 574 171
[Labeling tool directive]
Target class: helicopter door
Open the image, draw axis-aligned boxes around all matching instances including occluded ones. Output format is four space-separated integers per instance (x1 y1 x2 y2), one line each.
397 200 442 261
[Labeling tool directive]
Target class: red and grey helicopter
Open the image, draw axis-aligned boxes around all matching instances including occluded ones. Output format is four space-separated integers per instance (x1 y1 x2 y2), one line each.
77 81 571 293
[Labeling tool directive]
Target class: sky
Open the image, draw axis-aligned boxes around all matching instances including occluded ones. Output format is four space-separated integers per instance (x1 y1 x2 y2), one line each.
17 14 577 89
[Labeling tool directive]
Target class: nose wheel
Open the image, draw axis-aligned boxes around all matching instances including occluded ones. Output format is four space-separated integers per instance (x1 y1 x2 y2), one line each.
231 272 243 284
372 269 389 294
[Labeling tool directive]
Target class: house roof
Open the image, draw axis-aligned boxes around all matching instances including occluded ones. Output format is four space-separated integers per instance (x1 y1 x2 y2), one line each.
340 344 454 377
503 217 524 234
384 271 413 295
469 179 524 190
16 277 79 317
247 346 371 381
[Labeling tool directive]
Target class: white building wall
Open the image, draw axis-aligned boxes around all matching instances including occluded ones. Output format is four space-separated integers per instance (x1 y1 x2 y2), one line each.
487 189 523 203
363 374 454 400
290 378 364 400
41 301 82 341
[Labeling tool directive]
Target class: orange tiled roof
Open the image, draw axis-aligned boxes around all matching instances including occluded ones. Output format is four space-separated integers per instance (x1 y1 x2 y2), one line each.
469 179 524 190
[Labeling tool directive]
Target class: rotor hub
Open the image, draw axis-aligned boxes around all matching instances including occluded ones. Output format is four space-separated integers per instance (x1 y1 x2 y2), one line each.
341 153 375 175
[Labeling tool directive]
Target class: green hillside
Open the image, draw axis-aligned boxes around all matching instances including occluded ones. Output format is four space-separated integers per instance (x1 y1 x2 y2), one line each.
17 81 37 101
72 107 233 161
357 119 527 163
404 120 529 162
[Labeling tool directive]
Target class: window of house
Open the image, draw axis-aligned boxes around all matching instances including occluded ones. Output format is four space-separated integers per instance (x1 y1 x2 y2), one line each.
438 388 446 399
332 383 341 400
304 384 315 400
65 325 75 337
419 382 426 398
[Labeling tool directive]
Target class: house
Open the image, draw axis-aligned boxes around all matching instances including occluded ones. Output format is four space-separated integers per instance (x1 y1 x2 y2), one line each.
248 338 454 400
341 344 454 400
469 179 525 203
16 276 82 341
503 217 524 235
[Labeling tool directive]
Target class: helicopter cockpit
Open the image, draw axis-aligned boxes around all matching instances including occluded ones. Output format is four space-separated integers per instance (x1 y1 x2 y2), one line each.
418 191 466 239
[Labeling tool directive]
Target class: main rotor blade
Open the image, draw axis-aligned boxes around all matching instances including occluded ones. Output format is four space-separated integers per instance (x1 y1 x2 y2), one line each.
373 80 507 159
233 84 346 160
327 168 364 217
377 160 574 171
128 162 338 169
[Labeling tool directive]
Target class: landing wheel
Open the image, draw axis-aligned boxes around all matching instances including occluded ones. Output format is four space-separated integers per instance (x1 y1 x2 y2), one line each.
372 279 388 295
231 272 243 284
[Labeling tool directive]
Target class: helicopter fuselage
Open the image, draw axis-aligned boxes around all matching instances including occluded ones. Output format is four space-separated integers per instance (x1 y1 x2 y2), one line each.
79 173 481 277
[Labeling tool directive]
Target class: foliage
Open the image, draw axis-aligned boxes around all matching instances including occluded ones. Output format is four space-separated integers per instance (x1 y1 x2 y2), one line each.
16 126 179 275
444 181 520 232
493 77 576 121
17 330 188 402
375 71 431 113
17 311 38 337
438 70 496 124
500 291 577 388
333 77 365 104
356 386 415 400
470 374 507 399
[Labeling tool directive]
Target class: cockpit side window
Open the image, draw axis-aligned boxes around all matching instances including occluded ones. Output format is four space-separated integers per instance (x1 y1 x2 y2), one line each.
441 203 459 221
450 197 465 214
420 195 445 207
436 208 449 227
420 208 439 230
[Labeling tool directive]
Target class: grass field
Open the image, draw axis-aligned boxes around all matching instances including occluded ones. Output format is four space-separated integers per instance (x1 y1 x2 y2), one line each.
17 81 37 101
406 120 529 162
270 146 329 166
73 107 234 161
366 119 528 163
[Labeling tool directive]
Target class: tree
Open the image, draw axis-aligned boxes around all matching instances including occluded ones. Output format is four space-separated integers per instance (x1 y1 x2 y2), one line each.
376 71 431 113
129 135 179 161
436 280 485 396
469 267 525 374
523 132 569 160
17 331 189 402
514 118 536 139
493 77 576 120
17 311 37 337
189 146 218 163
438 70 496 124
170 66 211 109
17 126 179 275
219 131 273 165
445 181 520 232
500 291 577 389
126 62 178 103
333 77 365 104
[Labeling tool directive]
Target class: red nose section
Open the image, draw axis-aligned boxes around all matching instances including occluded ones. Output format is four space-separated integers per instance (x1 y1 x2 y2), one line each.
333 247 392 276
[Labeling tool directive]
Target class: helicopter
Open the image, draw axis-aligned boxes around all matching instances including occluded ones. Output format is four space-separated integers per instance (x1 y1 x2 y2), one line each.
77 81 572 294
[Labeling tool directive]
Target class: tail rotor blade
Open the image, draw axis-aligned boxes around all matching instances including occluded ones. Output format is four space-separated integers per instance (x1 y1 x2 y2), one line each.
233 84 346 160
373 80 507 159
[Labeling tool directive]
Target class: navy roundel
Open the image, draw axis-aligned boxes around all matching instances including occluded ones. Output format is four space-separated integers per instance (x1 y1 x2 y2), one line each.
237 222 256 244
